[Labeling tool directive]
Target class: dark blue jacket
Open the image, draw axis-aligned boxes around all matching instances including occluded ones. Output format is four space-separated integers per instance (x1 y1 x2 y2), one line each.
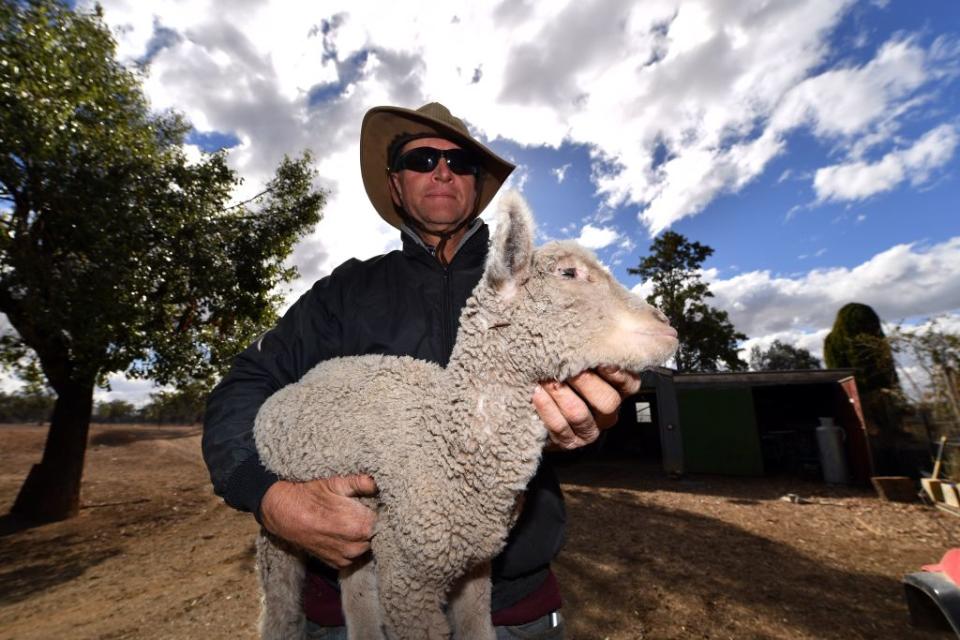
202 221 565 610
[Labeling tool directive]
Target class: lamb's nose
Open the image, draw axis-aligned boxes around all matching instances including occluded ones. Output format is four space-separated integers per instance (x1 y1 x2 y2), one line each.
653 308 670 325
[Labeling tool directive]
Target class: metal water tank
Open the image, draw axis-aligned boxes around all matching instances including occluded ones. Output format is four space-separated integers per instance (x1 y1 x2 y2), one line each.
816 417 849 484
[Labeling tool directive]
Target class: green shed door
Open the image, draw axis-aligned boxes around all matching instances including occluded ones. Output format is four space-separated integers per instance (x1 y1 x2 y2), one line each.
677 388 764 475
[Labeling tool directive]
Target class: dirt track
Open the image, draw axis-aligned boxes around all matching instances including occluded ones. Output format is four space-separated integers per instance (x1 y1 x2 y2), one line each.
0 423 956 639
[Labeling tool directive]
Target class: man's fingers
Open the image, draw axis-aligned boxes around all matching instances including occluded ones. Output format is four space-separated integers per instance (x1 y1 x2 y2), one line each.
534 383 599 448
532 368 640 451
260 478 377 569
314 541 370 569
568 370 622 417
532 384 579 449
544 381 595 429
317 476 378 539
597 365 642 397
326 473 379 498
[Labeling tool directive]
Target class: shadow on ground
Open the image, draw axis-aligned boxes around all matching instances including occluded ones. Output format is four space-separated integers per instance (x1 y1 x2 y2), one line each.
556 470 924 639
556 457 876 502
89 425 201 447
0 530 120 605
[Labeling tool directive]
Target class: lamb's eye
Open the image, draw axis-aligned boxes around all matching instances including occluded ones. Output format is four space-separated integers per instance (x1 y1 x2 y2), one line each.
560 267 577 279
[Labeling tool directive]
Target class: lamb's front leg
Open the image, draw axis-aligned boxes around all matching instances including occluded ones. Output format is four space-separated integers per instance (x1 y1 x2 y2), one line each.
448 561 495 640
341 557 386 640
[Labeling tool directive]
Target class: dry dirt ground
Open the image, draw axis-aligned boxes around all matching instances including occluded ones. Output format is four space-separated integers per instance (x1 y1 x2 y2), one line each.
0 423 956 640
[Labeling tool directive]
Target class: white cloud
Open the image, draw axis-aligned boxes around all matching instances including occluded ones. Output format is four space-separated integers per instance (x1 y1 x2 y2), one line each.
626 238 960 373
86 0 956 256
708 237 960 338
740 329 830 366
630 238 960 376
813 124 959 202
95 375 162 408
618 32 947 232
552 163 571 183
587 0 859 231
57 0 958 403
576 224 620 250
630 278 655 301
770 37 930 140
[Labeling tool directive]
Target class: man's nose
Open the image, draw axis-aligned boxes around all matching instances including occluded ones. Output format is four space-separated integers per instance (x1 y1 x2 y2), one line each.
432 153 453 180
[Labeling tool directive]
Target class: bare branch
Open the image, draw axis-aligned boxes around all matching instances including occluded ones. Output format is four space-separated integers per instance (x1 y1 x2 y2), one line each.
221 187 273 212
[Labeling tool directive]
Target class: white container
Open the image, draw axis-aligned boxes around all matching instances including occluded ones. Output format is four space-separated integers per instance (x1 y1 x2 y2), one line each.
816 417 849 484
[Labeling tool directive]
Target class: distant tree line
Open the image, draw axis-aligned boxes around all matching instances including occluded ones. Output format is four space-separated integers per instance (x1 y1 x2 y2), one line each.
749 340 821 371
0 383 208 425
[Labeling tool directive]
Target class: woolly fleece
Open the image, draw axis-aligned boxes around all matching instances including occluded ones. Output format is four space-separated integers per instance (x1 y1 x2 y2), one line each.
253 190 678 640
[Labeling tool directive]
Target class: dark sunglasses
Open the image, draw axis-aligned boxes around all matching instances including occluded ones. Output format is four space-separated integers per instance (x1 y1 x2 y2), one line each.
392 147 480 176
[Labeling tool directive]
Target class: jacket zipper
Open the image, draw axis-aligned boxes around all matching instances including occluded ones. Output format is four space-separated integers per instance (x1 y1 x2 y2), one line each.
441 265 452 362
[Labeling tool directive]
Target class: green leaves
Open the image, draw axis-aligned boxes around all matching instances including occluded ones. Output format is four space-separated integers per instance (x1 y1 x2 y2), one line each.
749 339 821 371
824 303 904 436
629 231 747 372
824 303 899 393
0 0 325 392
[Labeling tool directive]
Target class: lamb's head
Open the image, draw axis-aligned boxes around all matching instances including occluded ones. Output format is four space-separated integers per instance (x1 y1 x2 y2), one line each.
477 190 678 381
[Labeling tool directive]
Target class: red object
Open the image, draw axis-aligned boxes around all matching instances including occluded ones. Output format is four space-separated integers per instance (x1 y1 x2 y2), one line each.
303 569 561 627
303 571 345 626
491 570 562 626
922 549 960 585
834 377 874 485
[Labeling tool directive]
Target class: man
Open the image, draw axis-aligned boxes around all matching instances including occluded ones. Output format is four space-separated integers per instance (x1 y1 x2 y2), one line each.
203 102 641 638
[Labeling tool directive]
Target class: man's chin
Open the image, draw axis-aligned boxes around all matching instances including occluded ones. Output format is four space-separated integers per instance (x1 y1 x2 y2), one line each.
417 214 471 233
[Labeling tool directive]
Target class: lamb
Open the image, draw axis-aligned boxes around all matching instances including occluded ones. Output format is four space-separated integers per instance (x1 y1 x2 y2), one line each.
253 190 679 640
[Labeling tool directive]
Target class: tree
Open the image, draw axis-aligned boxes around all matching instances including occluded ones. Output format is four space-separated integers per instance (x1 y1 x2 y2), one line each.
629 231 747 372
749 339 821 371
0 389 55 423
0 0 325 520
139 381 210 424
824 303 901 436
93 399 136 423
888 319 960 432
824 303 899 393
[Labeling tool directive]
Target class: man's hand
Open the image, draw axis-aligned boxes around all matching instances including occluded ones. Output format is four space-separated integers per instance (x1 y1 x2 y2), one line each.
532 366 642 451
259 475 378 569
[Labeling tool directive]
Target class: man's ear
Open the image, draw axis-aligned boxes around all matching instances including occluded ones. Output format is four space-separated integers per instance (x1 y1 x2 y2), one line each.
484 190 534 297
388 172 403 208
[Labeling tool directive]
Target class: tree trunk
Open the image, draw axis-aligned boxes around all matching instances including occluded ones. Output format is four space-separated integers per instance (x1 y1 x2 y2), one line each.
11 379 95 521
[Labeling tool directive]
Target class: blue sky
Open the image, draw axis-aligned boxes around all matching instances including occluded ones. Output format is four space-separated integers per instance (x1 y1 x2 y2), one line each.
62 0 960 404
492 2 960 291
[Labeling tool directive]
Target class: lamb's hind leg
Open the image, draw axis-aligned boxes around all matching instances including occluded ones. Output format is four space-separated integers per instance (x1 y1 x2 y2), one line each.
448 561 495 640
341 557 386 640
256 530 307 640
375 552 450 640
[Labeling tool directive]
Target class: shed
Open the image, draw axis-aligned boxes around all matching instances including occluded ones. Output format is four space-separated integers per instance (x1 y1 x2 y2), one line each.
607 368 874 485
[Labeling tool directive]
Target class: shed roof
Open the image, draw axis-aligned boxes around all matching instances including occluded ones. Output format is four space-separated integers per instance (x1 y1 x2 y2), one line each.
667 368 857 389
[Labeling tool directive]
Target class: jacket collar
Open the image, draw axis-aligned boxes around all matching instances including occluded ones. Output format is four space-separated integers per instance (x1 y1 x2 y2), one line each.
401 218 489 269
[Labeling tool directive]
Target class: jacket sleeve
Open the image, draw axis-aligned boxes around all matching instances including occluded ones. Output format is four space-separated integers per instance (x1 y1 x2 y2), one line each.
201 269 349 519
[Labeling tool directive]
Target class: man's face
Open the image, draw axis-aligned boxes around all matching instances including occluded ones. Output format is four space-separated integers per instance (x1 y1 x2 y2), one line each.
389 137 478 234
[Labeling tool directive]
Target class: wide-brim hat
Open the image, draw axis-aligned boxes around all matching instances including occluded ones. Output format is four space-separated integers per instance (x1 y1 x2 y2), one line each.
360 102 516 229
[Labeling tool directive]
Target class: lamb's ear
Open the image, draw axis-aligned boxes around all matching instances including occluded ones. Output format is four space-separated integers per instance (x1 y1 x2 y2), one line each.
484 190 535 297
